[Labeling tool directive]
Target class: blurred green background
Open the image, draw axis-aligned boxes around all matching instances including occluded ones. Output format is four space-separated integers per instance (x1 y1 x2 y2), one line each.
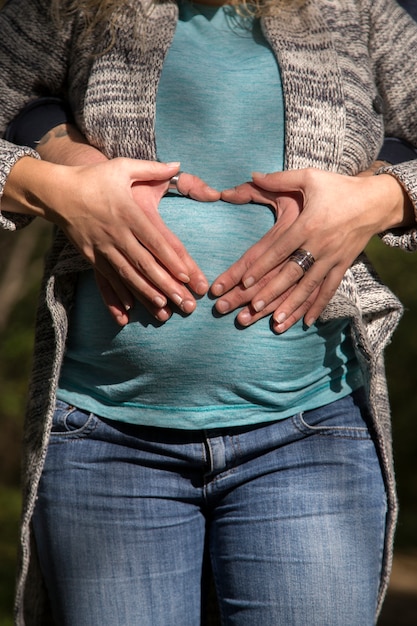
1 224 417 625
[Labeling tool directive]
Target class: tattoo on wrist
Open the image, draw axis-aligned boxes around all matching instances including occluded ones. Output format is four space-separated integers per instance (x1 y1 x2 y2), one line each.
36 125 70 146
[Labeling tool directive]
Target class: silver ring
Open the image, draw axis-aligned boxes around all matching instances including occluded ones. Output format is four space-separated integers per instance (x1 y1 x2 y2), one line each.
288 248 315 274
169 171 184 195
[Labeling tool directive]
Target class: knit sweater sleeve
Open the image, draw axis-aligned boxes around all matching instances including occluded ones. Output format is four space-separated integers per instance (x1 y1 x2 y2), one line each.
0 0 73 230
366 0 417 249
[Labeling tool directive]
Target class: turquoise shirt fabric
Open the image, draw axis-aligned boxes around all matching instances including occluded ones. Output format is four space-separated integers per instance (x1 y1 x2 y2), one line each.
57 2 363 429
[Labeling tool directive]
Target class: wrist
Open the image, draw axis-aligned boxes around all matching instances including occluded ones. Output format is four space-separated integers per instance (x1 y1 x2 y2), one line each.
3 157 74 224
373 173 415 231
36 124 108 165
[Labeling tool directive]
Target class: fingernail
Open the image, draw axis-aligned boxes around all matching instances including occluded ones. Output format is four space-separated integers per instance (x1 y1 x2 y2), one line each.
305 317 316 327
153 296 166 308
155 308 171 322
195 280 209 295
252 171 267 178
275 311 287 324
179 273 190 283
116 314 128 326
172 293 183 306
243 276 255 288
172 293 195 313
166 161 181 168
238 310 252 326
182 299 195 314
216 300 230 314
211 282 225 296
253 300 265 313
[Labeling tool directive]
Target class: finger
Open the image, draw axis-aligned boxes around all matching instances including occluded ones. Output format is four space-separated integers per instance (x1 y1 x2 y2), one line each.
270 265 341 328
271 287 321 333
213 264 284 314
246 250 314 314
143 210 209 296
121 168 204 288
214 282 253 315
234 284 319 333
211 260 248 299
94 268 173 326
251 169 309 193
211 228 281 297
173 172 220 202
120 210 192 285
122 240 197 313
94 269 133 326
235 285 297 327
240 221 309 289
221 182 279 209
233 282 319 332
94 262 174 324
95 246 197 316
130 159 181 182
302 270 346 327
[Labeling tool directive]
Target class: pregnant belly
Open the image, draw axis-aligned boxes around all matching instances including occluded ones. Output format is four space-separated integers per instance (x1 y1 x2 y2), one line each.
61 199 341 412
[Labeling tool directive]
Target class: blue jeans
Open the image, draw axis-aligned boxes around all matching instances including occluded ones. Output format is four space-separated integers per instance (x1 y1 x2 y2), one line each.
33 390 387 626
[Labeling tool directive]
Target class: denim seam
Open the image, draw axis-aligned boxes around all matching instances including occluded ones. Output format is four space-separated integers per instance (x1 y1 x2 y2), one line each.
50 408 100 439
209 553 226 626
292 412 371 440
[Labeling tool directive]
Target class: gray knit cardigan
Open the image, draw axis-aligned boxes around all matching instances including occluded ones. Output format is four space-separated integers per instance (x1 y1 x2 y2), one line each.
1 0 417 623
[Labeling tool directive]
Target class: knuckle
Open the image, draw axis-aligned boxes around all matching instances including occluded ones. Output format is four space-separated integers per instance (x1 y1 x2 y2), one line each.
303 167 318 184
319 286 338 304
118 263 132 280
296 297 314 315
171 241 188 259
287 263 303 282
302 275 321 292
133 250 155 275
257 274 273 290
323 282 338 297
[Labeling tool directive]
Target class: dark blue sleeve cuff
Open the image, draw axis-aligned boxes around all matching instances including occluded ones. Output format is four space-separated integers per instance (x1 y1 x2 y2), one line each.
398 0 417 22
4 97 74 149
378 137 417 165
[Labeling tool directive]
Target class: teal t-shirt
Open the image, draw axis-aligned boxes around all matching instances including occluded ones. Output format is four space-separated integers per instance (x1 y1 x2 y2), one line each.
57 2 363 429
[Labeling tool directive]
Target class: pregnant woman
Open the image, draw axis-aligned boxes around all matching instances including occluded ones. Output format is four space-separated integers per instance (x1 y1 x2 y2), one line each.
2 0 417 624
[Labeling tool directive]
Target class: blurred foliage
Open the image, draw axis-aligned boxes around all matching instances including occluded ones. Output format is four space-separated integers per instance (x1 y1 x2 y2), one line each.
0 222 52 486
0 487 20 626
0 223 51 624
367 237 417 548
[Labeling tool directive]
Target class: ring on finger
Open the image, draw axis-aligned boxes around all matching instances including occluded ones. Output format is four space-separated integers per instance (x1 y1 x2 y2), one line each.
288 248 315 274
169 171 184 196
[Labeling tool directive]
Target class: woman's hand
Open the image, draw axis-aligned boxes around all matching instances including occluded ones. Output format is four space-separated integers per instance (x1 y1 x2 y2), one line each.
211 182 304 327
4 151 220 325
49 159 220 324
6 124 220 325
92 164 220 324
212 167 414 332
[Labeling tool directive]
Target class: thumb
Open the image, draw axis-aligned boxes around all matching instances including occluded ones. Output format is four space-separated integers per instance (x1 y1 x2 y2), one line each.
128 159 181 182
251 169 307 193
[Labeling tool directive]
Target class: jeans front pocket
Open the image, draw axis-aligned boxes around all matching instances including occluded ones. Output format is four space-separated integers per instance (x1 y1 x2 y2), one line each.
50 399 100 438
292 388 372 440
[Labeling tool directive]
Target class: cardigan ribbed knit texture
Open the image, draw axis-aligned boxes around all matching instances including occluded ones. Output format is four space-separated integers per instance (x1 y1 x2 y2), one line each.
1 0 417 623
